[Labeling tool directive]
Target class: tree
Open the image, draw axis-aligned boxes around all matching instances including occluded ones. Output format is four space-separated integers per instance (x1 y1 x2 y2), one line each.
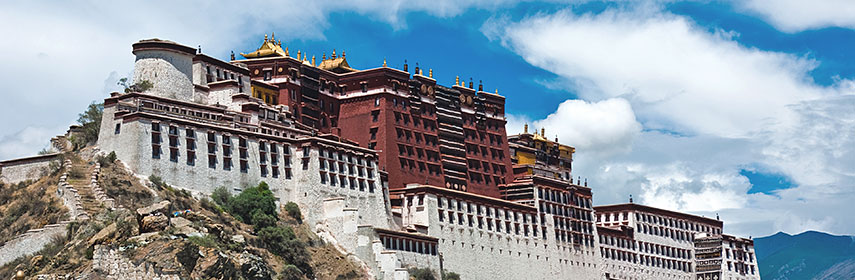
228 182 276 223
283 202 302 223
118 78 153 93
77 102 104 145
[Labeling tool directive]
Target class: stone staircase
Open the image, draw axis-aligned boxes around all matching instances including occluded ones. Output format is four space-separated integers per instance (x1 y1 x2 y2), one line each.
66 163 101 216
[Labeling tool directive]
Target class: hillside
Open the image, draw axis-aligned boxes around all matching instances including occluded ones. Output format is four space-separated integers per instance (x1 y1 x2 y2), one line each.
755 231 855 280
0 149 367 279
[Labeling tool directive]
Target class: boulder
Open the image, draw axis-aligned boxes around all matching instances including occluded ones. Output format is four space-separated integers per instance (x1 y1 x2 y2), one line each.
128 232 160 244
89 223 117 245
238 252 272 280
231 235 246 244
140 214 169 233
136 200 171 218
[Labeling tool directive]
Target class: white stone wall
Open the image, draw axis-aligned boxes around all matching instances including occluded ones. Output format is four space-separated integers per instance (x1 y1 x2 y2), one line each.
0 223 68 267
134 49 196 103
0 154 58 184
399 193 604 280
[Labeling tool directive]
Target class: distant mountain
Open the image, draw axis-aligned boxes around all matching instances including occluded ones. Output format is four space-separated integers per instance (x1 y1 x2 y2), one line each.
755 231 855 280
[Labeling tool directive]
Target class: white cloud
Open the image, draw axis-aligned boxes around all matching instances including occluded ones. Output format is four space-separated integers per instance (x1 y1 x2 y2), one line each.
738 0 855 32
532 98 641 155
488 6 855 236
0 0 520 160
0 125 68 160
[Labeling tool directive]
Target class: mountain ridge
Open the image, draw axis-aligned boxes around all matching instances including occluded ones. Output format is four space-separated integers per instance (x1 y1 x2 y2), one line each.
755 230 855 280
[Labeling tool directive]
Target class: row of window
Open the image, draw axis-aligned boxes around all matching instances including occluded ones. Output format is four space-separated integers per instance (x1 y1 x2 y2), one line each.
538 188 593 209
727 261 756 275
395 127 439 147
394 111 437 131
380 235 437 255
601 248 694 273
397 143 440 162
554 216 594 235
463 128 504 146
438 209 539 238
540 201 595 222
398 157 442 175
151 123 297 179
635 212 719 234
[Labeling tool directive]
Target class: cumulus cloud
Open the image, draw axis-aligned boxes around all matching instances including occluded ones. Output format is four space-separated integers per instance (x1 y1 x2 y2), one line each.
0 0 521 160
487 6 855 236
738 0 855 32
0 125 68 160
532 98 641 155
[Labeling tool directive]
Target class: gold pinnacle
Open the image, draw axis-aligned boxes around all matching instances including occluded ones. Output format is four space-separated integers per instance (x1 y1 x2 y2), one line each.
383 58 387 67
429 69 433 78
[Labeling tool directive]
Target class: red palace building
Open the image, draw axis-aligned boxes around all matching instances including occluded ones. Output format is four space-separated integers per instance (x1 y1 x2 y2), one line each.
236 34 512 197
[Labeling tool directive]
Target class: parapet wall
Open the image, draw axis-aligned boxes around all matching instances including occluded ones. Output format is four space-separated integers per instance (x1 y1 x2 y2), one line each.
0 153 59 184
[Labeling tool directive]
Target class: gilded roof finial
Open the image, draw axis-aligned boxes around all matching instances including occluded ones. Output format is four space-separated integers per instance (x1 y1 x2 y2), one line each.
455 76 459 86
383 58 387 67
524 123 528 134
342 50 345 58
541 128 545 137
264 34 268 42
312 55 316 66
297 50 301 60
429 68 433 78
495 89 499 95
271 32 275 41
285 47 290 57
278 39 282 46
323 52 326 60
332 49 336 59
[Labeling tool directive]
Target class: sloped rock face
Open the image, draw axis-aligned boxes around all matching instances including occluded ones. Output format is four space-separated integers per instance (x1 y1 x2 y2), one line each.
136 200 171 217
238 252 273 280
140 214 168 233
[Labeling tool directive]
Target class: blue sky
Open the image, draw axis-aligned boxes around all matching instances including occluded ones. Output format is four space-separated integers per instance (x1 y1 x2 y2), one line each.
0 0 853 238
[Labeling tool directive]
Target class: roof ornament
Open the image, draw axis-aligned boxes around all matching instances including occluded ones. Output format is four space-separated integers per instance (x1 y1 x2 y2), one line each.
271 32 275 42
469 78 473 89
230 51 235 61
629 194 633 203
297 50 301 61
383 58 387 67
429 68 433 78
456 76 460 86
285 47 290 57
264 34 268 42
197 45 202 54
524 123 528 134
332 49 337 59
478 80 483 91
342 50 345 58
403 59 408 72
323 52 326 60
716 213 720 220
312 55 316 66
495 89 499 95
278 39 282 46
415 62 420 75
584 178 587 187
541 128 545 137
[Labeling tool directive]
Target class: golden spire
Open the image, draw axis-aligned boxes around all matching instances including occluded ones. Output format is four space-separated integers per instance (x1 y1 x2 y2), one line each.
455 76 460 86
541 128 545 137
312 55 316 66
383 58 387 67
278 39 281 46
323 52 326 60
297 50 301 60
271 32 275 42
429 68 433 78
524 123 528 134
285 47 289 57
332 49 336 59
264 34 268 42
342 50 345 58
495 89 499 94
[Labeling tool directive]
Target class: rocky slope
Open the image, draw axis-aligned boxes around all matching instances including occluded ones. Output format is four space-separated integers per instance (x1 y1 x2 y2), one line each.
0 149 366 280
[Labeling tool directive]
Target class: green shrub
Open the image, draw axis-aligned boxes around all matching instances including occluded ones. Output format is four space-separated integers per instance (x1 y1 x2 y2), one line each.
211 186 232 209
251 209 277 231
444 272 461 280
228 182 276 223
258 226 312 277
408 267 436 280
188 235 219 248
278 264 303 280
284 202 302 223
97 151 117 167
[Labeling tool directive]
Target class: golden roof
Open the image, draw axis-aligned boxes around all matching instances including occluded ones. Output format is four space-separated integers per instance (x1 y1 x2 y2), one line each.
318 49 356 73
241 33 288 59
